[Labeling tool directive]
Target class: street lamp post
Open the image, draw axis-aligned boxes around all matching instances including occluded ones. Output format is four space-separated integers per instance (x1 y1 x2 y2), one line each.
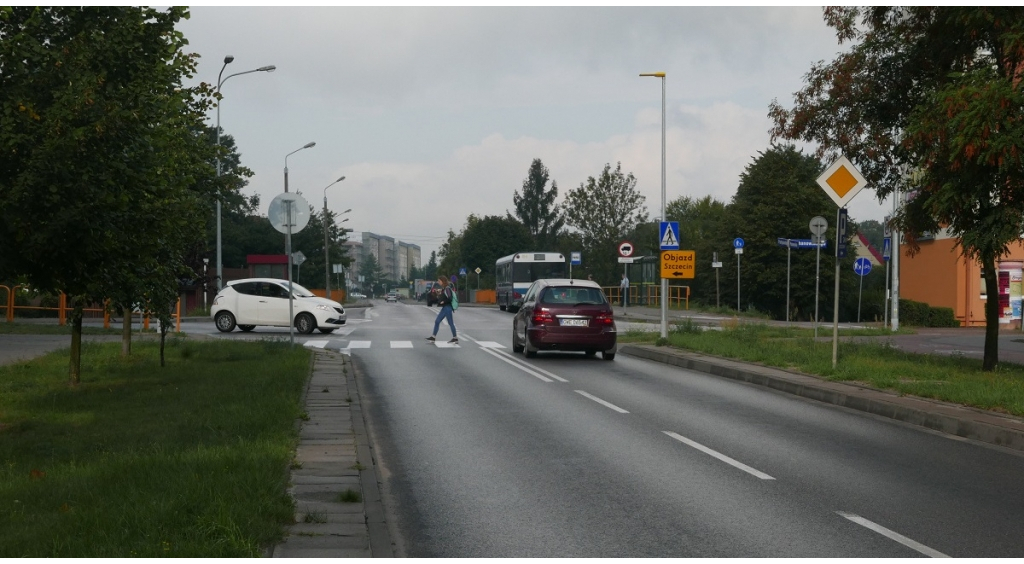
202 258 209 311
215 56 275 290
322 177 346 300
641 71 667 339
284 143 315 344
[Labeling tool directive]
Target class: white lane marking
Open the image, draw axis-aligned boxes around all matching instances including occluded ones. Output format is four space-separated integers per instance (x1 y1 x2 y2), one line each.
836 512 949 558
663 431 775 480
460 335 569 383
347 340 372 349
575 390 629 413
479 347 552 382
490 348 569 382
391 341 413 348
303 340 330 349
476 341 506 349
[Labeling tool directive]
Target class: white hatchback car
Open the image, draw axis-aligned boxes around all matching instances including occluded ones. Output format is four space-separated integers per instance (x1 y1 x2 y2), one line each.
211 278 346 334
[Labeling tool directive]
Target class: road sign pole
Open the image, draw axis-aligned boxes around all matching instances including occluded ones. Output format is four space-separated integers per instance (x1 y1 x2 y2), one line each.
286 200 295 348
815 241 821 339
858 266 864 323
832 207 843 368
786 242 791 324
737 253 741 312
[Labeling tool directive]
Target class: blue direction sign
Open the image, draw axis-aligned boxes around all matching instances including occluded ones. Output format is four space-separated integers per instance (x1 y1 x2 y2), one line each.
733 238 745 249
777 238 827 249
660 221 680 250
854 257 872 276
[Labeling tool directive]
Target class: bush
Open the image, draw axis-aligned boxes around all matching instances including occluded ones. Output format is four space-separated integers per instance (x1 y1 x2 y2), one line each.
899 298 961 327
928 306 959 327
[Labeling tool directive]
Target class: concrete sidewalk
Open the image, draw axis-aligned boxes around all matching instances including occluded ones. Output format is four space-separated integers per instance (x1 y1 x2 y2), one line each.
620 344 1024 454
271 350 392 558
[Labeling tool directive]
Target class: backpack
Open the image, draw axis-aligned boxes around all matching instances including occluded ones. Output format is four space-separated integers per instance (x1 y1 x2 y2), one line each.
449 287 459 310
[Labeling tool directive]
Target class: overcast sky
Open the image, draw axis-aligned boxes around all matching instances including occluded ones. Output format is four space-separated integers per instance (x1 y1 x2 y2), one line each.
177 6 891 264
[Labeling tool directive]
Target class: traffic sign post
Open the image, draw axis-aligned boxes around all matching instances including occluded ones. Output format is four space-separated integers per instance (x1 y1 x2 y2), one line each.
816 156 868 368
570 251 581 279
269 192 311 348
809 216 827 338
733 238 744 311
854 257 872 323
712 252 721 308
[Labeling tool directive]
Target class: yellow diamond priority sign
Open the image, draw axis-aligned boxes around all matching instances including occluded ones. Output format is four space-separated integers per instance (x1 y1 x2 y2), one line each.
661 250 695 279
816 155 867 208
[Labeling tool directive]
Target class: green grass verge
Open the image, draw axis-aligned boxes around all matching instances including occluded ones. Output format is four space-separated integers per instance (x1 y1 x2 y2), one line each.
620 322 1024 417
0 337 310 557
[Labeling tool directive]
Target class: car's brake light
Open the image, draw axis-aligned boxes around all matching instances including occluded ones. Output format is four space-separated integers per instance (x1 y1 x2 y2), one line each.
531 309 555 326
513 291 522 300
593 312 614 326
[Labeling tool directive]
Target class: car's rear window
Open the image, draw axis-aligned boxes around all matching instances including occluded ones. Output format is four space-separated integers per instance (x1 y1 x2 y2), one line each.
539 286 606 305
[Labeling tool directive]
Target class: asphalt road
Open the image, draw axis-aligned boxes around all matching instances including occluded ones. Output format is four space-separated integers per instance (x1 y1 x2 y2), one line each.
6 304 1024 556
345 302 1024 557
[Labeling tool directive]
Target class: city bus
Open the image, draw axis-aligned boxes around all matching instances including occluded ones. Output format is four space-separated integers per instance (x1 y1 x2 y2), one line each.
495 252 566 312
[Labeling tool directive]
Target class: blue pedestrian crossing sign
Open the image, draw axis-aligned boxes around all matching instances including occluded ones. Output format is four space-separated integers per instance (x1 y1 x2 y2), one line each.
882 237 892 261
459 267 467 276
660 221 680 250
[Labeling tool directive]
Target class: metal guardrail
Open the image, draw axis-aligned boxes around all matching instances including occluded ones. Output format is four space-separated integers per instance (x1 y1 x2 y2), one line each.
602 285 690 309
1 286 181 331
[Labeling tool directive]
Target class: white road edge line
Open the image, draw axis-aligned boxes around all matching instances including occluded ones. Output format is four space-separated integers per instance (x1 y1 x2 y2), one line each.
479 347 552 382
575 390 629 413
461 334 570 382
836 511 949 558
663 431 775 480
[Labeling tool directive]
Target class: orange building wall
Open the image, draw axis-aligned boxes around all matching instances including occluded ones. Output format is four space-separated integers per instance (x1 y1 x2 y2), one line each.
900 237 1024 327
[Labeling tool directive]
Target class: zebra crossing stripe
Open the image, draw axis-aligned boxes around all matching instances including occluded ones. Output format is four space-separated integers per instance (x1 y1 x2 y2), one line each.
303 340 331 349
346 341 372 349
391 341 413 348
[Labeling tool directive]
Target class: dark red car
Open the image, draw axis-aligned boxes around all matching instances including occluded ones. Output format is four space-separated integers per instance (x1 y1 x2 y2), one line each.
512 278 617 360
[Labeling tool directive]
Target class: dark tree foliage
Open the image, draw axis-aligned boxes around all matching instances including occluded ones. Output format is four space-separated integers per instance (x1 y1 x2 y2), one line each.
512 159 565 251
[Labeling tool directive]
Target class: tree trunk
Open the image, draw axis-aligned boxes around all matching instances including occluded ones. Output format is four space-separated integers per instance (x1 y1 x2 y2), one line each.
982 255 1000 372
121 305 132 356
160 320 167 367
69 305 83 386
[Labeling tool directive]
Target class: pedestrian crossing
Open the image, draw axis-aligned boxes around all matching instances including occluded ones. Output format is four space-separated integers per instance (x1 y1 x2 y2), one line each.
303 339 507 352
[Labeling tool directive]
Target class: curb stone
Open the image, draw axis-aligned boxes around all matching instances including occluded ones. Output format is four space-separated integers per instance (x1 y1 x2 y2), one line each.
270 350 393 557
619 344 1024 453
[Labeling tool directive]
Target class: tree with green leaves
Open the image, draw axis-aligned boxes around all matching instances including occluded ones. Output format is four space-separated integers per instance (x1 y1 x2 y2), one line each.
424 251 439 281
562 162 649 284
664 195 729 307
358 253 387 297
769 7 1024 370
291 205 351 289
461 215 533 288
512 158 565 250
0 6 214 383
724 146 857 319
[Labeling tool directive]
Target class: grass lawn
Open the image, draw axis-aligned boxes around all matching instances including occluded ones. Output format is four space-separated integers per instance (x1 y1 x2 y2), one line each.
0 337 311 557
620 322 1024 417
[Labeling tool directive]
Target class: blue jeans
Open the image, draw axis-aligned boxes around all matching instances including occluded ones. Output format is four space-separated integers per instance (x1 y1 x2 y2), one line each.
433 305 456 337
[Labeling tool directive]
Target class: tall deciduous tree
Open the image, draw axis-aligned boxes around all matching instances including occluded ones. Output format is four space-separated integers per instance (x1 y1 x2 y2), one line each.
461 215 533 288
0 6 213 383
512 158 565 250
769 7 1024 370
563 162 648 284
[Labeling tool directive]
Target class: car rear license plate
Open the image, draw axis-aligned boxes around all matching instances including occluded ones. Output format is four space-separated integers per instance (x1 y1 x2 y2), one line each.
560 319 589 327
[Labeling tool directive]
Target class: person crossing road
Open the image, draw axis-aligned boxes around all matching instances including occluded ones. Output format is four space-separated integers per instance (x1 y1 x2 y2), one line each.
426 275 458 344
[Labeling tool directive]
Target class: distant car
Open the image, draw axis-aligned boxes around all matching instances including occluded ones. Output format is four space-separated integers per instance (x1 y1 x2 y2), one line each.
512 278 617 360
385 292 398 303
211 278 346 334
349 292 367 300
425 284 441 306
